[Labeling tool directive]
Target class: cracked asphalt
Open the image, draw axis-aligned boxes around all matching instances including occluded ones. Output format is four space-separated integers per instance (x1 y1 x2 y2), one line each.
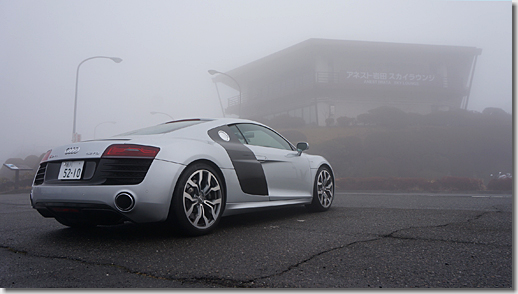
0 191 512 288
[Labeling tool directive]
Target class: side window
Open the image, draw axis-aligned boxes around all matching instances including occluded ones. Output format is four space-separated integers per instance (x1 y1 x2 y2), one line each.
228 125 246 144
234 124 293 150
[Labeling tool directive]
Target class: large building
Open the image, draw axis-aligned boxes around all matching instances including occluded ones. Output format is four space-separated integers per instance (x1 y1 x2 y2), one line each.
211 38 482 126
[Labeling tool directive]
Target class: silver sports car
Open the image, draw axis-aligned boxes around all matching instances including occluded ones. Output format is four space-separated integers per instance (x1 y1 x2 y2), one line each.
31 118 334 236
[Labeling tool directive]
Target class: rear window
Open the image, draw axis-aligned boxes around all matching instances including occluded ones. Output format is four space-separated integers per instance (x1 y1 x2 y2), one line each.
114 119 210 136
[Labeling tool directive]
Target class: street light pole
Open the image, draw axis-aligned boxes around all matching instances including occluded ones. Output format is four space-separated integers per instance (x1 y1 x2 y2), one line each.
209 79 225 118
208 69 242 118
73 56 122 142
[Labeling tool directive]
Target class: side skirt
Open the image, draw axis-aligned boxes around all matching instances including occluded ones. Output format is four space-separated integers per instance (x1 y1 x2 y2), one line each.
222 198 312 216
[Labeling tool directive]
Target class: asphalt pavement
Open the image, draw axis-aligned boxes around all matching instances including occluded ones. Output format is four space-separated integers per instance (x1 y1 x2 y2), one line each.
0 191 512 288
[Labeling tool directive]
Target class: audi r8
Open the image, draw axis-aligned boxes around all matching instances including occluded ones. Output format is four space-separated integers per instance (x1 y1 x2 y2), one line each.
31 118 334 236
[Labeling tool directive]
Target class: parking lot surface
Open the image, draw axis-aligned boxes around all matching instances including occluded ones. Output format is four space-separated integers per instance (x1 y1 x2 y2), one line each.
0 191 512 288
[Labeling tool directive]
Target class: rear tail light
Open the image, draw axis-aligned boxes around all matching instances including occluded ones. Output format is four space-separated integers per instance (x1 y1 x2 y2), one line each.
41 150 52 163
102 144 160 158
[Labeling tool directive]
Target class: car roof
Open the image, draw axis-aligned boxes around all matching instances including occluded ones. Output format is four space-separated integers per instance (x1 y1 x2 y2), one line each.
163 118 268 128
113 117 269 138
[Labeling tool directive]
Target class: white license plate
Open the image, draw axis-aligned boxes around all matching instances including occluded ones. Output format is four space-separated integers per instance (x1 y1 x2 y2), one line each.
58 161 84 180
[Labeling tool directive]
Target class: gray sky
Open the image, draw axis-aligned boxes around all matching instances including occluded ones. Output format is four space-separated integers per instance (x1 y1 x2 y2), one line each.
0 0 512 163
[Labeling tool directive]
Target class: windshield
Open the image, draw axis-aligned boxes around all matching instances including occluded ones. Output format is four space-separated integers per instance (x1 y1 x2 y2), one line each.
114 119 211 136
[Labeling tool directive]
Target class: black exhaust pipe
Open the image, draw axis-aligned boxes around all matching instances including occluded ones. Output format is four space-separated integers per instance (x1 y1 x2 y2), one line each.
115 192 135 212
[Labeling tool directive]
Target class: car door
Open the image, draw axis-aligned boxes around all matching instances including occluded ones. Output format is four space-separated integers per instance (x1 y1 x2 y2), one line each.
230 123 312 200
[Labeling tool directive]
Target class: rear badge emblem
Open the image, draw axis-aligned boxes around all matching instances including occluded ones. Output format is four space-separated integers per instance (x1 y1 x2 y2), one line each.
218 130 230 142
65 147 80 155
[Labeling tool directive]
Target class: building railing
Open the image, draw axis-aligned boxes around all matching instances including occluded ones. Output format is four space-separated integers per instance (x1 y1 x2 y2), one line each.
227 95 240 108
316 72 340 83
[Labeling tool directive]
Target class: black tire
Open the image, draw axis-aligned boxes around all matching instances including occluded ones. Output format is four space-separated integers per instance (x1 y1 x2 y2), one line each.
168 163 225 236
306 166 334 212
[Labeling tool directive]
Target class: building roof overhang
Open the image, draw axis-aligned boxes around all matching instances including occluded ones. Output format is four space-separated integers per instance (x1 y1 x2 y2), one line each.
211 38 482 90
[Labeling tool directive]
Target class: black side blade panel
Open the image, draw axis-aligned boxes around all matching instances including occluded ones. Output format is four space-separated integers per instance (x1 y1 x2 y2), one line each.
208 126 268 196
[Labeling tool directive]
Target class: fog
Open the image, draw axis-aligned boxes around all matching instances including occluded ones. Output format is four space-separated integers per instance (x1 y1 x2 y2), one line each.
0 0 512 164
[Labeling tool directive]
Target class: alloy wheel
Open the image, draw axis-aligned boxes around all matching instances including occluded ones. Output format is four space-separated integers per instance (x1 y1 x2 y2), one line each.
182 169 223 229
317 169 334 208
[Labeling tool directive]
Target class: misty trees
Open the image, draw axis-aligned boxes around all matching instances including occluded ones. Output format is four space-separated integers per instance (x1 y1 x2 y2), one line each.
0 153 44 192
305 108 512 185
347 106 512 129
336 116 354 127
261 114 306 129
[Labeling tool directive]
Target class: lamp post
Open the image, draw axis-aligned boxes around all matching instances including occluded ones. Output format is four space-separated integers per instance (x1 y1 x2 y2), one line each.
150 111 174 120
208 69 242 118
73 56 122 142
94 121 116 139
208 77 225 118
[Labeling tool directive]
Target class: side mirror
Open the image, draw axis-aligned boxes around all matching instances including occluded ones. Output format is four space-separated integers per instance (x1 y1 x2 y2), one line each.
296 142 309 155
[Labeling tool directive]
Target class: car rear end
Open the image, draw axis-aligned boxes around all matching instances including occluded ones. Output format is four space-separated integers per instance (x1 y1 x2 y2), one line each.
31 141 182 226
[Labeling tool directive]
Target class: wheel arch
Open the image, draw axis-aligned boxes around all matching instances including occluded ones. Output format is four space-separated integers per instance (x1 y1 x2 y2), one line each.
185 159 227 194
318 163 334 177
167 158 228 219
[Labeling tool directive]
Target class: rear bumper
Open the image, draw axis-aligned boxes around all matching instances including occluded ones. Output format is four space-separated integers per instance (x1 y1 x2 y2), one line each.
31 159 185 223
33 201 129 225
